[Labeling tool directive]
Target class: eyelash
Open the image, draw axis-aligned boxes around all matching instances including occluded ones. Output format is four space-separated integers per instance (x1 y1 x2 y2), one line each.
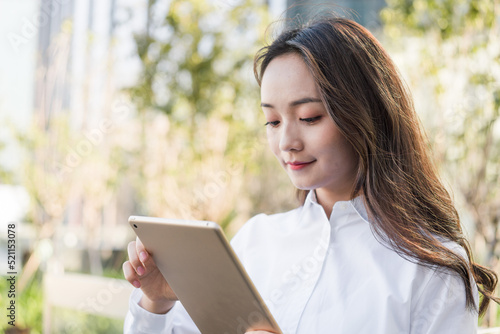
264 121 280 127
264 116 322 127
300 116 322 124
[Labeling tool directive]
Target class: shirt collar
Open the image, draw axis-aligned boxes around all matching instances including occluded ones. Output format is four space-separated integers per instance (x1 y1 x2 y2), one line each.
304 190 371 225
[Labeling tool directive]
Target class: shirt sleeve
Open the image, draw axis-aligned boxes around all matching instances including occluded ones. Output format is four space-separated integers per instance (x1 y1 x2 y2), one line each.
410 260 479 333
123 288 200 334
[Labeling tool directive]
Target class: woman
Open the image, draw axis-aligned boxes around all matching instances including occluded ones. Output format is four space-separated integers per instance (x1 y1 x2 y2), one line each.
123 16 499 333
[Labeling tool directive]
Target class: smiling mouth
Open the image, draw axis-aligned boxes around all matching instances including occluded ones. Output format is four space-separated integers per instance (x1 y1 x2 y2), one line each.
286 160 316 170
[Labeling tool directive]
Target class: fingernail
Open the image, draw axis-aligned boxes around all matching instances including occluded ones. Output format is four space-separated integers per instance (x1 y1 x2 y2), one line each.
137 266 145 276
139 251 147 262
132 280 141 288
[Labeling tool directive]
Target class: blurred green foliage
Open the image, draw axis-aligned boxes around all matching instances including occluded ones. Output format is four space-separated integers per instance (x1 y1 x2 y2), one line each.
129 0 269 146
1 271 43 333
125 0 296 227
50 308 123 334
0 141 13 184
382 0 496 39
0 267 127 333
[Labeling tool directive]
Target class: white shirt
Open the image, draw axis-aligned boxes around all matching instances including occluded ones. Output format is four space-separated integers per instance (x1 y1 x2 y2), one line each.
124 191 479 334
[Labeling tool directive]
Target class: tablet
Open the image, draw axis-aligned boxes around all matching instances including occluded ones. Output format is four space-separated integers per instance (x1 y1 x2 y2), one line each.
129 216 282 334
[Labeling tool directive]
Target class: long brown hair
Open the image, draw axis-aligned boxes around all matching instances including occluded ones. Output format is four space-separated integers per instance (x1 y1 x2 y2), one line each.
254 16 499 316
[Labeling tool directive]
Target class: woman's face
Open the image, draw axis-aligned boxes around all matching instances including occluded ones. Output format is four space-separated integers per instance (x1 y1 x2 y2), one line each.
260 53 358 201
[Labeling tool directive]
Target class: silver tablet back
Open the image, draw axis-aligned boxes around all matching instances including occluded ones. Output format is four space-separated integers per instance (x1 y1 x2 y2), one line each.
129 216 282 334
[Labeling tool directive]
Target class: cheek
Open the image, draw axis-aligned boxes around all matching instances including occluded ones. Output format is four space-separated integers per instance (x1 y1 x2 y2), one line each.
316 133 353 162
328 137 358 169
266 131 280 157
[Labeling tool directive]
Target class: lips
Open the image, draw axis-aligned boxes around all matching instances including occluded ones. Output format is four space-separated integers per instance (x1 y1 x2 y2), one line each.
286 160 316 170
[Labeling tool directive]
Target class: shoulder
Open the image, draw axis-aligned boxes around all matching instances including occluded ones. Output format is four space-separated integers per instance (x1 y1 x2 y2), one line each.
236 206 303 234
411 236 478 313
411 236 474 290
230 206 303 254
410 244 479 332
430 237 475 291
436 236 470 262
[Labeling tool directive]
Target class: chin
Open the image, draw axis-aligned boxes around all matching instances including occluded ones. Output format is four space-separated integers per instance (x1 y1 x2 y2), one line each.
290 182 316 191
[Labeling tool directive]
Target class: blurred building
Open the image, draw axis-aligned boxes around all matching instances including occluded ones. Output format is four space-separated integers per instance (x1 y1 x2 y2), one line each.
0 0 146 274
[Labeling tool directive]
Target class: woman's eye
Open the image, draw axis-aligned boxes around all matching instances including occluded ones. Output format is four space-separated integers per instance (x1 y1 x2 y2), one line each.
300 116 322 124
264 121 280 127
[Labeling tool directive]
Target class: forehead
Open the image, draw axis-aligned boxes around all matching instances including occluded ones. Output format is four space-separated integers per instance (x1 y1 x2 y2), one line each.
260 53 319 102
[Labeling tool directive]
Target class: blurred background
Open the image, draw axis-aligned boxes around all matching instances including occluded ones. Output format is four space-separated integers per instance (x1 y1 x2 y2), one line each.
0 0 498 332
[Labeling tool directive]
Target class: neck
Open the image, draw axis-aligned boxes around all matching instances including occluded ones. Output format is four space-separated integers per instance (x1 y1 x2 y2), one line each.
314 188 357 219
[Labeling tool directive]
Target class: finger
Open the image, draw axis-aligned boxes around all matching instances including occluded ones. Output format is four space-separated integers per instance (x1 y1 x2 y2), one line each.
136 236 146 255
127 241 145 276
122 261 141 288
135 237 157 270
135 237 148 263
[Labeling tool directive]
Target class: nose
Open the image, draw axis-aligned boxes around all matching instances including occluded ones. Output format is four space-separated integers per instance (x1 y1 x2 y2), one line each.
279 122 303 152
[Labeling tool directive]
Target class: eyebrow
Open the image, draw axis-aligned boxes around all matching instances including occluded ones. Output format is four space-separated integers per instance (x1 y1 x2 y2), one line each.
260 97 322 108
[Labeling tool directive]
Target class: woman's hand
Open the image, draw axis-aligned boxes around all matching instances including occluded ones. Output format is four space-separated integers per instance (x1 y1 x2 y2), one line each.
123 236 178 314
